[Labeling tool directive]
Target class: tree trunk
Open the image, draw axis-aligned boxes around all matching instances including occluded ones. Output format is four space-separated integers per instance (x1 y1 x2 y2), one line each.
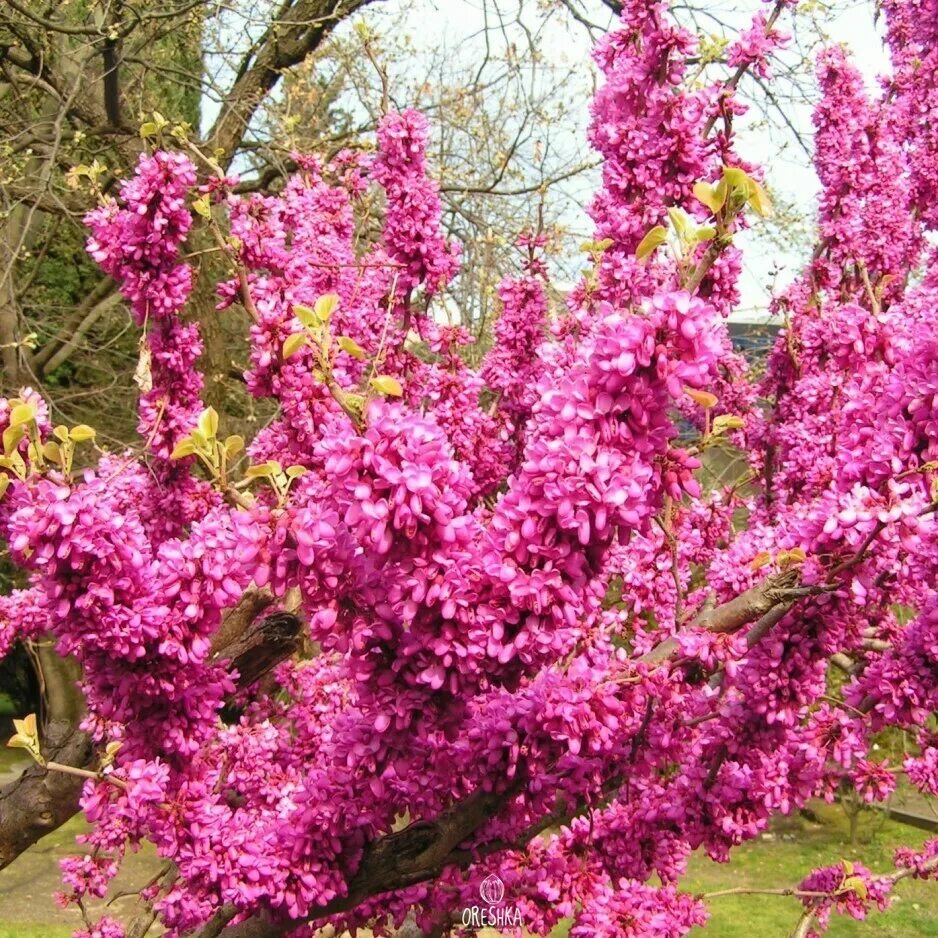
0 603 300 870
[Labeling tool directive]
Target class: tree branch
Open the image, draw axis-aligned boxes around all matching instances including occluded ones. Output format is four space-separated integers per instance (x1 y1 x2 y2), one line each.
205 0 380 168
0 600 300 871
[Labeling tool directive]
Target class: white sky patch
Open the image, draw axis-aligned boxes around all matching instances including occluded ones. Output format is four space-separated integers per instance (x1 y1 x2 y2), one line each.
206 1 892 323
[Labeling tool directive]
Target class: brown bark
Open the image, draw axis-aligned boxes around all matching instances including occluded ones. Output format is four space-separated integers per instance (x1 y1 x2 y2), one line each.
0 718 92 870
205 0 379 171
187 573 819 937
0 604 301 871
640 570 806 664
195 788 505 938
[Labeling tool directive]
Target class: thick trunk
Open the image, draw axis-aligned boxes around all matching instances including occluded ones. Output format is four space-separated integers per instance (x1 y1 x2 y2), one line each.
0 643 89 871
0 601 300 870
186 225 240 416
0 719 92 870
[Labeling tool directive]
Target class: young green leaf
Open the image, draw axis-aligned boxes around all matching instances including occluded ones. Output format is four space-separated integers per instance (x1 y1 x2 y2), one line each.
42 442 62 464
9 403 35 428
746 178 773 218
69 425 96 443
292 304 318 329
371 375 403 397
667 207 692 241
283 332 308 359
170 439 197 460
750 551 773 572
197 407 219 440
191 194 212 219
338 336 367 360
314 293 340 323
693 180 727 214
635 225 668 262
722 166 751 194
711 414 745 435
2 425 25 455
685 387 718 409
224 435 245 460
244 460 282 480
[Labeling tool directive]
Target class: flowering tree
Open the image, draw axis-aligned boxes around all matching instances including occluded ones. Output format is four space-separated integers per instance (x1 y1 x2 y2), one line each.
1 1 937 937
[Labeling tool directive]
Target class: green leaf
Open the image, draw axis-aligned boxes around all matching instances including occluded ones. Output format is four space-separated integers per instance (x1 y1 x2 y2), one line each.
338 336 367 360
53 425 70 443
746 178 773 218
9 403 35 428
6 449 25 478
685 387 718 409
315 293 340 323
635 225 668 262
8 713 42 762
580 238 614 253
343 393 366 415
244 460 282 480
191 194 212 219
750 551 772 572
722 166 751 194
2 425 25 455
283 332 308 359
197 407 219 441
693 180 727 214
778 547 807 567
371 375 403 397
170 439 197 460
15 714 37 738
42 442 62 464
292 304 318 329
667 207 692 241
0 476 9 501
285 465 308 480
224 435 245 459
69 425 96 443
712 414 745 435
101 739 123 768
695 225 717 243
139 122 160 139
841 875 868 900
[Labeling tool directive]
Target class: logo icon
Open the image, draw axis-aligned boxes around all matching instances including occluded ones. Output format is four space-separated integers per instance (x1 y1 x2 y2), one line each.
479 873 505 905
461 870 519 927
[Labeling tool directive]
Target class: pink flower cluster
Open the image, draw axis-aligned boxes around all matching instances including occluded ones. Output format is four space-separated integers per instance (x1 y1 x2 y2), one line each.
85 152 203 460
372 109 460 301
726 11 790 80
798 862 891 935
0 2 936 937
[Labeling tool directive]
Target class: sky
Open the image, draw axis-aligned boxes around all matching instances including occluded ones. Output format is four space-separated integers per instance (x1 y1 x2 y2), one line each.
207 1 893 323
363 0 892 321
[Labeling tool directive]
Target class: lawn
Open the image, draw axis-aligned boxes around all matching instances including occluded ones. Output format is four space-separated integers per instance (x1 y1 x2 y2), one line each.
0 801 936 936
685 802 938 937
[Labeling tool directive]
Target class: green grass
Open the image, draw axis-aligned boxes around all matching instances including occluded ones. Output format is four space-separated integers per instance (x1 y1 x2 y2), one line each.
0 803 936 936
0 928 74 938
685 802 938 936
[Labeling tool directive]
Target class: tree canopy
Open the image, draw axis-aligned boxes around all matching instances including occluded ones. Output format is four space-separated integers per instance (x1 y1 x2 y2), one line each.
1 1 937 937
